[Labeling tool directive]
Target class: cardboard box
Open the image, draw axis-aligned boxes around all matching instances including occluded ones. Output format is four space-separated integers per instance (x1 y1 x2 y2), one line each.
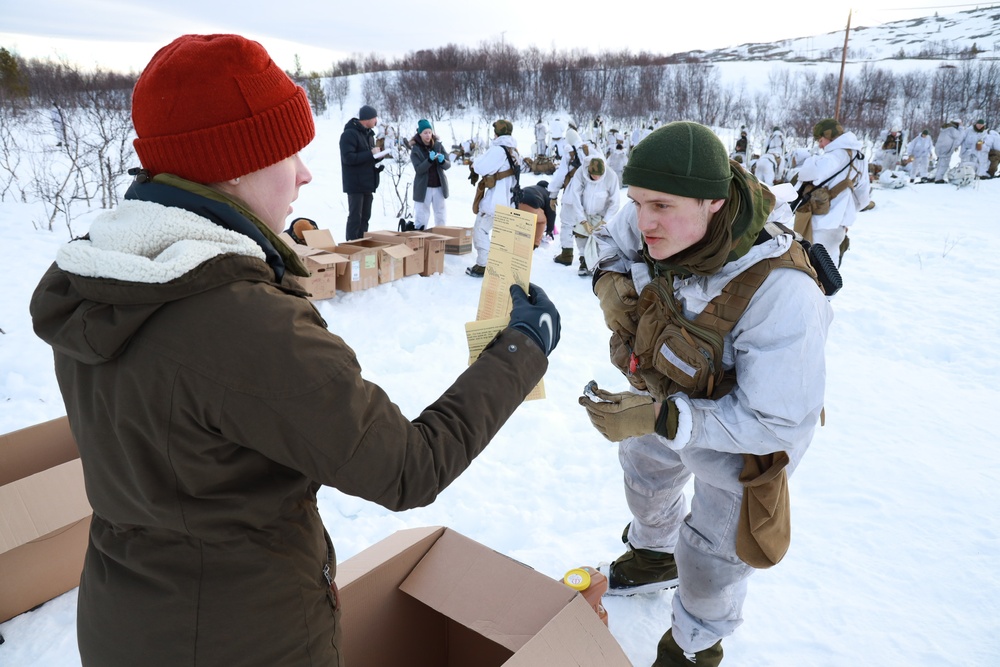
278 232 350 301
340 238 414 284
365 231 427 277
336 526 631 666
419 233 447 276
0 417 92 623
292 229 378 294
432 226 474 255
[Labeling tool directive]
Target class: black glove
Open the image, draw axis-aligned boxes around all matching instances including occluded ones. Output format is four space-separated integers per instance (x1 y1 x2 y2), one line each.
508 283 560 356
469 165 479 185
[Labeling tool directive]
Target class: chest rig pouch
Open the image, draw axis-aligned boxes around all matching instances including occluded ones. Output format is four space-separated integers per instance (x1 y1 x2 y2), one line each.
614 242 819 402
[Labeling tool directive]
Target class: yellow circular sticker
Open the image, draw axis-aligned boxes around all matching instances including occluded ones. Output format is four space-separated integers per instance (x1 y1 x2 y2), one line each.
562 568 591 591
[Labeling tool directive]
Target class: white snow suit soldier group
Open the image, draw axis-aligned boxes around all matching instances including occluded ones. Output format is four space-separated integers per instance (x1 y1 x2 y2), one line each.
467 119 523 277
794 118 871 266
581 121 833 666
552 153 621 276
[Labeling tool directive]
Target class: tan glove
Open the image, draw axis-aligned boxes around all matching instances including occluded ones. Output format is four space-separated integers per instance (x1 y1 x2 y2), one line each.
594 271 639 337
579 385 656 442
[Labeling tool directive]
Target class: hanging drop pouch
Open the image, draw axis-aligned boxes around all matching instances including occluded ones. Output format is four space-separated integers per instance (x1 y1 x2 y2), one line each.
736 451 791 569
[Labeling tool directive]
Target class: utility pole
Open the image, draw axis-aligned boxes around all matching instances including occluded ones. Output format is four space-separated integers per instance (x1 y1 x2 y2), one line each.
835 9 852 121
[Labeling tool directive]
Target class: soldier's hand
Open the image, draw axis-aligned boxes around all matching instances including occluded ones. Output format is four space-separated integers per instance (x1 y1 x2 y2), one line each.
578 384 656 442
594 271 639 336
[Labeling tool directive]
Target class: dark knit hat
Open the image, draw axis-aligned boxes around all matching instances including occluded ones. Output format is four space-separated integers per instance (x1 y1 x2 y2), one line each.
417 118 433 133
622 121 731 199
812 118 844 140
132 34 315 184
921 129 930 135
493 119 513 136
359 105 378 120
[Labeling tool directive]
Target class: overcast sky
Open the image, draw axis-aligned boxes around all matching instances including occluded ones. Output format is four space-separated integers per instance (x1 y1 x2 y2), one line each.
0 1 976 73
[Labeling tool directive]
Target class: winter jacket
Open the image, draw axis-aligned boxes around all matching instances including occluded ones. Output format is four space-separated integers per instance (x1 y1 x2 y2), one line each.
959 125 989 161
935 124 964 165
410 135 451 203
592 201 831 473
907 135 933 160
340 118 383 194
796 131 870 231
472 134 521 216
763 130 784 157
560 154 621 226
752 152 778 186
29 177 546 667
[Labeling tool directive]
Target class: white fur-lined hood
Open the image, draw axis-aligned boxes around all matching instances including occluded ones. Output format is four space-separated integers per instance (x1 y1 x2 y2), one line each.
57 199 265 284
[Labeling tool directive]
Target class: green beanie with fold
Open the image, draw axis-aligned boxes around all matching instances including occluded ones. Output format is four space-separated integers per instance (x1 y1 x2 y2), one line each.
813 118 843 140
622 121 732 199
493 119 513 136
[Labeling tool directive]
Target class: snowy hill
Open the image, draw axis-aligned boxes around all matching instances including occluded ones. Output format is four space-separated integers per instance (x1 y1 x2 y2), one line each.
675 6 1000 62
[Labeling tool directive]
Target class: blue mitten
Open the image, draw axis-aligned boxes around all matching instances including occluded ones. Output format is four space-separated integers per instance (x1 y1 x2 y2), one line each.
429 150 438 160
436 153 446 163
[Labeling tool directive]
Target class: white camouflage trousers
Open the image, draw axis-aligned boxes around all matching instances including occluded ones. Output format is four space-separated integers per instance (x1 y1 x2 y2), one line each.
473 211 493 266
414 187 447 229
619 433 753 654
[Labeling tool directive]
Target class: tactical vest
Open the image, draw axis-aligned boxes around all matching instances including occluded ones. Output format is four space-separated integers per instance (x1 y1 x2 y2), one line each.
611 241 820 402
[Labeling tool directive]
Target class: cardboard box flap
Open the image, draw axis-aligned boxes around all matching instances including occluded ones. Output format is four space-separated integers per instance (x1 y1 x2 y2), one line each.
0 459 91 553
303 228 337 250
399 529 575 653
307 252 350 267
382 244 415 260
337 525 444 589
0 417 79 486
504 596 633 666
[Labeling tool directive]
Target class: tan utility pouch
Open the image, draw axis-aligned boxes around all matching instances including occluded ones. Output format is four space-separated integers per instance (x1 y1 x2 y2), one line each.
793 207 813 243
737 451 791 569
472 179 487 214
808 187 831 215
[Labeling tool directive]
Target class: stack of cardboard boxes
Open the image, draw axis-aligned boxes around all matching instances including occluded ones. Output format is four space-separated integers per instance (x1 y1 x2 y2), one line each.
278 227 462 301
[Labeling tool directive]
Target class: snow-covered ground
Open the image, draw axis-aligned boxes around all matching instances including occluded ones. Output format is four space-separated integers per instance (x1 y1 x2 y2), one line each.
2 79 1000 665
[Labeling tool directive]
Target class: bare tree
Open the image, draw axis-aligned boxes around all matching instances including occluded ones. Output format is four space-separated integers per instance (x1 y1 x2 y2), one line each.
325 76 350 113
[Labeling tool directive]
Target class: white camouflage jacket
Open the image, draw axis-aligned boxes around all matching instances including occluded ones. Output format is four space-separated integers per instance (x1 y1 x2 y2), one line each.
592 203 833 470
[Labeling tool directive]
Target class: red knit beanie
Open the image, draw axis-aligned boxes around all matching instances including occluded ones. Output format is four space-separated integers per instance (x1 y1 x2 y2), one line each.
132 34 315 184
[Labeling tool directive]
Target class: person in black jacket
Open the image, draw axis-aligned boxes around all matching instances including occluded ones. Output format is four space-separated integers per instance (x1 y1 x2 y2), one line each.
340 104 385 240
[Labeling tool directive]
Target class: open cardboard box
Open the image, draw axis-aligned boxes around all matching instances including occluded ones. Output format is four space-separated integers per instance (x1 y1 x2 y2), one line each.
297 229 380 293
336 526 631 666
0 417 92 623
365 230 428 277
338 238 415 284
277 232 350 300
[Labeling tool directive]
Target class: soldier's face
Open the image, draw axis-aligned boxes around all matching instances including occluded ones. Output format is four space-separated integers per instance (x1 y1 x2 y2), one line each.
629 186 725 260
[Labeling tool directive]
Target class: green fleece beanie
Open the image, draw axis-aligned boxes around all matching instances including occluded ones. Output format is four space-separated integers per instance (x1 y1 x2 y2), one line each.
417 119 432 133
493 119 513 136
622 121 731 199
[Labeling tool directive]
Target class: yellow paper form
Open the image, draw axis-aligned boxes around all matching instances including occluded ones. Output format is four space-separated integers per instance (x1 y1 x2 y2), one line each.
466 205 545 400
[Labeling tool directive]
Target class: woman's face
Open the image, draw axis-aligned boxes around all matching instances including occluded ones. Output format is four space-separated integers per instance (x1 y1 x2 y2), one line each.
223 154 312 234
420 129 434 145
628 185 724 261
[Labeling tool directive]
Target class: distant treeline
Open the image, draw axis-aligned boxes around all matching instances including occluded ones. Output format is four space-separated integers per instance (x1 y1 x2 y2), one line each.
3 40 1000 146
